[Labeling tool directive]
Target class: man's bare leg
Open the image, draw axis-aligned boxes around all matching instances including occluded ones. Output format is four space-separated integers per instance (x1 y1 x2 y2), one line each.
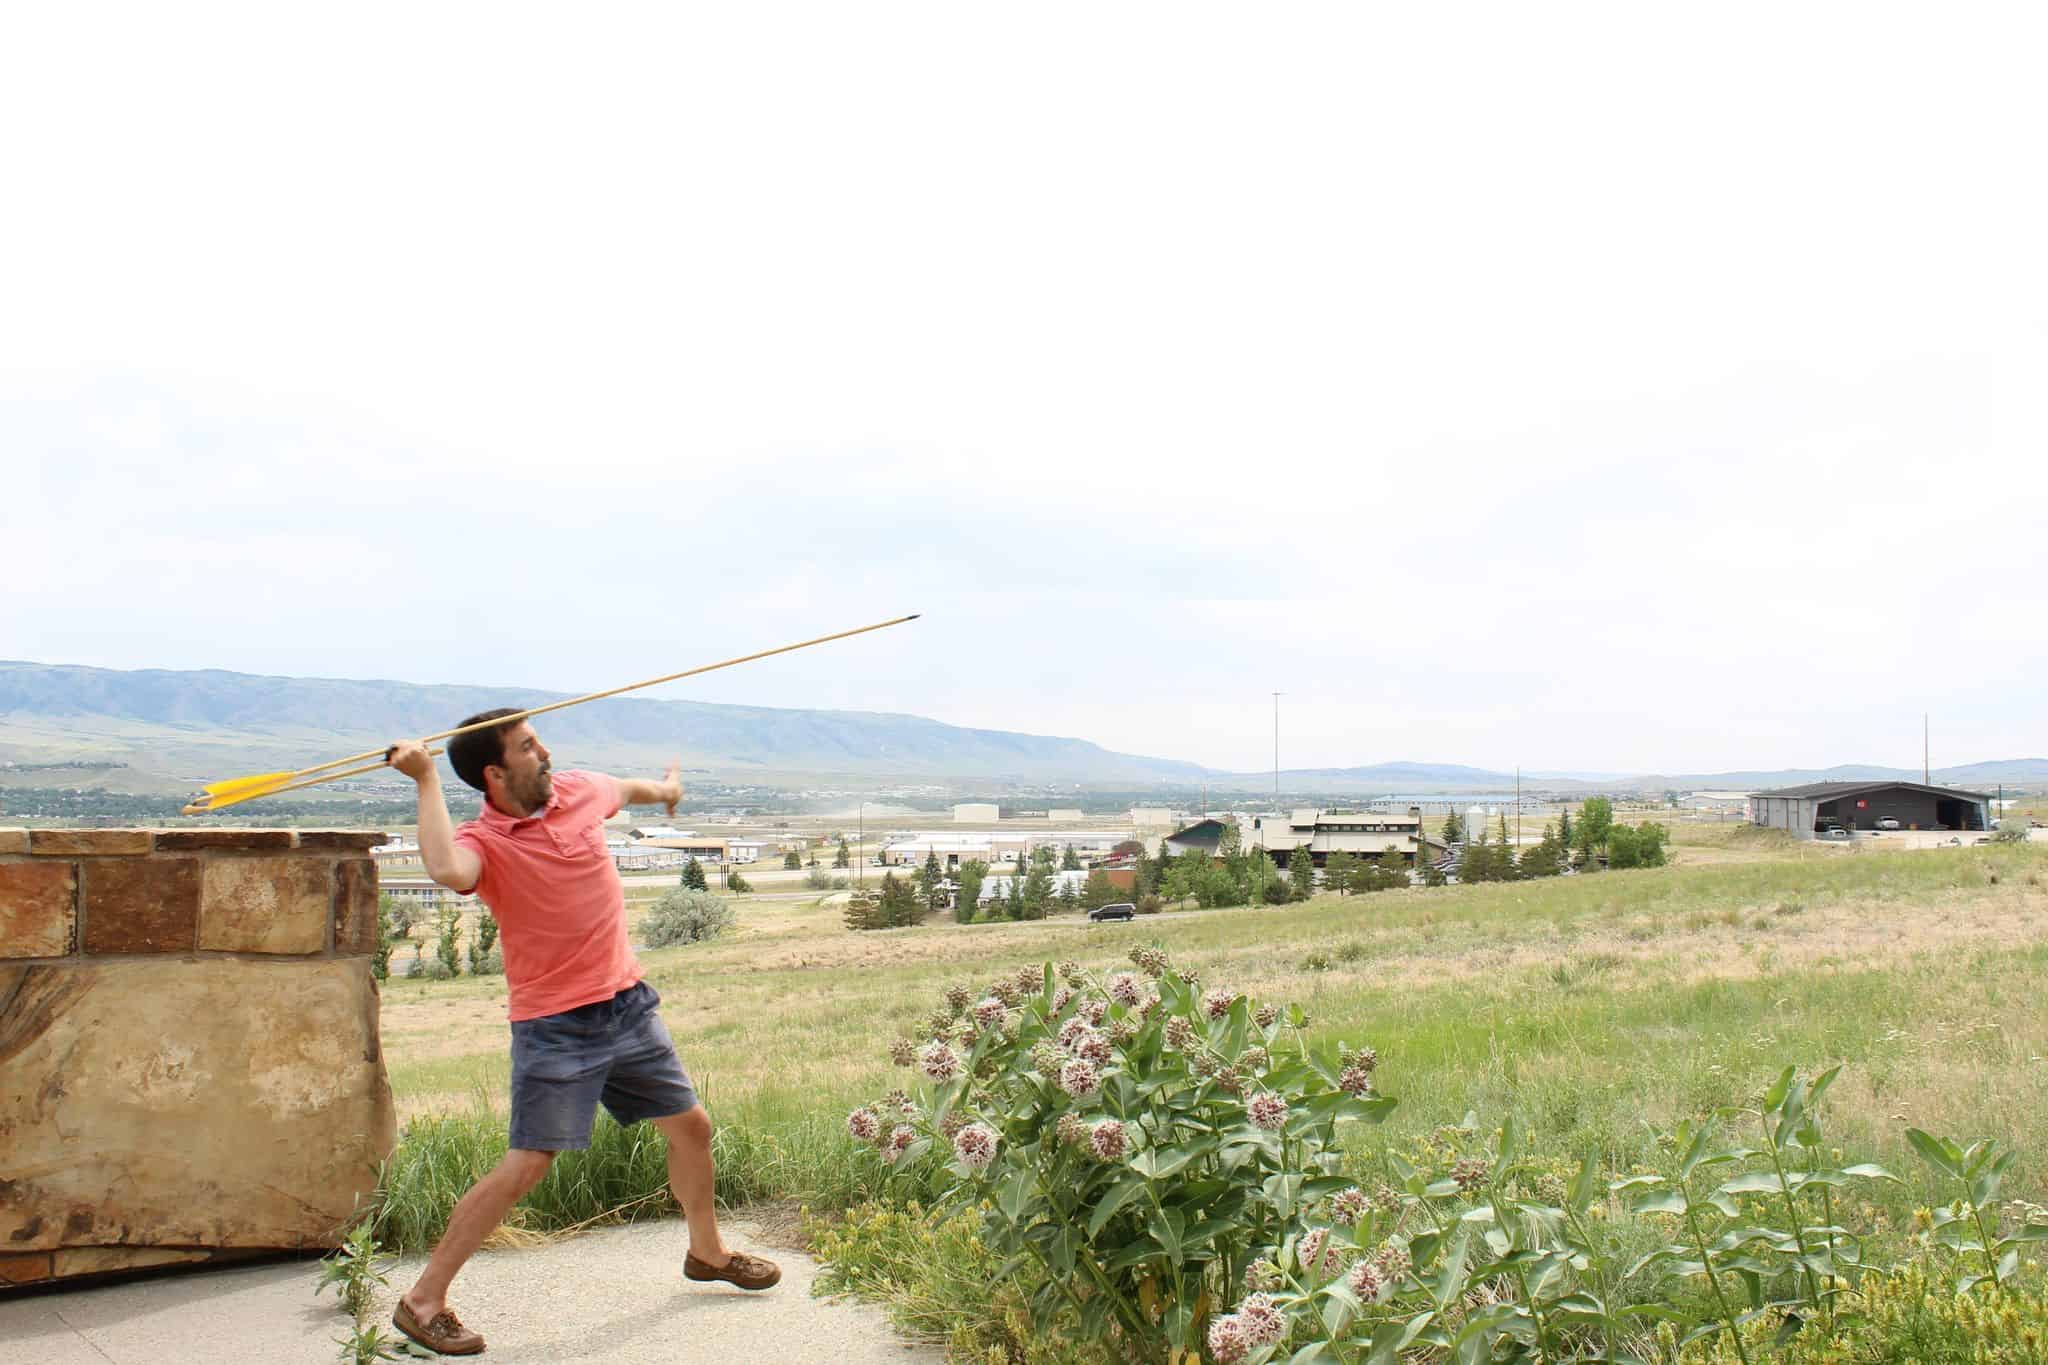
400 1149 556 1321
651 1105 730 1264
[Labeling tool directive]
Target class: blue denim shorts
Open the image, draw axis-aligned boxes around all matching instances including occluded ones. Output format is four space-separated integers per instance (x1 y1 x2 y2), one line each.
508 981 699 1151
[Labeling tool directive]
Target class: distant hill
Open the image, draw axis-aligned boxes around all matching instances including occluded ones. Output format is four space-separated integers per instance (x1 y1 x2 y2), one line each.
0 660 1209 785
1639 761 2048 791
3 659 2038 795
1214 761 1535 791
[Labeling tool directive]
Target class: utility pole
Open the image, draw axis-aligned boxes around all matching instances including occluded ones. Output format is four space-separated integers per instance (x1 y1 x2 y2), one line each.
1923 713 1930 785
1272 692 1283 805
1516 766 1522 847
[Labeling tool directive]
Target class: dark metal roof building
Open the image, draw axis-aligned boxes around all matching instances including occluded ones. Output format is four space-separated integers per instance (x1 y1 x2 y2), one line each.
1749 780 1991 839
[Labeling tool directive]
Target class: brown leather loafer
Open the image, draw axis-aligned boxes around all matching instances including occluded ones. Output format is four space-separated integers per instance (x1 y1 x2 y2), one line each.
684 1248 782 1291
392 1298 486 1355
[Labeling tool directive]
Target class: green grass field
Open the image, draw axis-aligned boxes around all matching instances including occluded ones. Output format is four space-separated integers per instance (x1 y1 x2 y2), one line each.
377 826 2048 1251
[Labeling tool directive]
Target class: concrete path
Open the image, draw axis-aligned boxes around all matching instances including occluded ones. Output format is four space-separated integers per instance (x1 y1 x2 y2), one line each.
0 1216 944 1364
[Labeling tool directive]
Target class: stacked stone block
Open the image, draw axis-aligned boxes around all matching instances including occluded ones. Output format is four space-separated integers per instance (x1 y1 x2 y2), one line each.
0 828 397 1288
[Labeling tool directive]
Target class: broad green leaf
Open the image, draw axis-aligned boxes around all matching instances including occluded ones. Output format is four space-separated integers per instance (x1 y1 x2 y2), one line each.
1568 1152 1601 1213
1840 1162 1900 1183
1900 1129 1966 1178
1086 1173 1149 1239
1632 1189 1687 1216
1718 1172 1781 1197
1762 1065 1796 1113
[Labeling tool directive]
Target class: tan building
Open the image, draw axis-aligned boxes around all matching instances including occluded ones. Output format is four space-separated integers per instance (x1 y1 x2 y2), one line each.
1247 809 1430 866
952 802 1000 824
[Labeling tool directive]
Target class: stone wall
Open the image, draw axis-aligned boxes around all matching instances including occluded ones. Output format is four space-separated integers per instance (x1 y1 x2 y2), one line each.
0 828 396 1289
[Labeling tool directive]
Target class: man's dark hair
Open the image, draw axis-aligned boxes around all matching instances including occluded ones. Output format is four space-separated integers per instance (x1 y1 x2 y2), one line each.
448 708 525 792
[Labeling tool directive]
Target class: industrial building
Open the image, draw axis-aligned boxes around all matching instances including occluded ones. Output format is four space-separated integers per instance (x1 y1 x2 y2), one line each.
881 829 1132 869
1748 781 1991 838
1248 808 1434 867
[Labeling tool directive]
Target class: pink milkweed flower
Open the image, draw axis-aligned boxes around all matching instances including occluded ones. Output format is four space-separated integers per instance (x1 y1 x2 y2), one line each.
1247 1091 1289 1131
1088 1118 1128 1161
1080 998 1108 1027
1076 1032 1113 1067
1202 987 1236 1020
1205 1314 1250 1364
885 1125 916 1159
919 1040 962 1083
1329 1187 1368 1225
847 1107 880 1142
1108 972 1142 1006
1296 1228 1330 1278
1254 1003 1280 1028
1058 1016 1095 1053
952 1121 999 1171
1236 1292 1286 1347
1347 1258 1383 1301
1058 1058 1101 1099
973 997 1007 1030
1339 1063 1375 1097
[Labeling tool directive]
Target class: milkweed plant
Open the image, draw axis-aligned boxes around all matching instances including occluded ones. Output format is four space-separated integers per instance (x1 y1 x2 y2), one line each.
840 945 2047 1364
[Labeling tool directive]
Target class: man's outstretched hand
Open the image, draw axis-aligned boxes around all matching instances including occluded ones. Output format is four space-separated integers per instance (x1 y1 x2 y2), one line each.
385 740 436 783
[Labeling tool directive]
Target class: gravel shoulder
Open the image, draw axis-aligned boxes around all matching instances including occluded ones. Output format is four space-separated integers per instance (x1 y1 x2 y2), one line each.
0 1215 943 1364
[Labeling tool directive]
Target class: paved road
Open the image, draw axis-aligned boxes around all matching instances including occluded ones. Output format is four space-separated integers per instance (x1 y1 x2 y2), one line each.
0 1216 942 1364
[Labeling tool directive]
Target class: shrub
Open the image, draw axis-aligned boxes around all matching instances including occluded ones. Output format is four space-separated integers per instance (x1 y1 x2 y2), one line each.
835 947 1395 1360
642 888 734 948
727 869 753 893
1136 893 1162 915
807 867 844 891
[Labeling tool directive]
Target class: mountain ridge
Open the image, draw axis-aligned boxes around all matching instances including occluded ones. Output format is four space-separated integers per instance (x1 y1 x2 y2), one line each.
1 660 2041 791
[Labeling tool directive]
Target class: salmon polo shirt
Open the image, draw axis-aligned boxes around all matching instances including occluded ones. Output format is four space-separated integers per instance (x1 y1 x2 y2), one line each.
452 770 642 1022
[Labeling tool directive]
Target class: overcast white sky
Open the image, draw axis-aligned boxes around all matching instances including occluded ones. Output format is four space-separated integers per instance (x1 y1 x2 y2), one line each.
4 4 2044 775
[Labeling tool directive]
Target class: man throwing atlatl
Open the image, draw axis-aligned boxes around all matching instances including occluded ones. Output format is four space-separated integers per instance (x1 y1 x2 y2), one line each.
383 709 778 1356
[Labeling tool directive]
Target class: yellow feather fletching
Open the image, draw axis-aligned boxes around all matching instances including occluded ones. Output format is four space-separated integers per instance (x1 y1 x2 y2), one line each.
202 771 299 800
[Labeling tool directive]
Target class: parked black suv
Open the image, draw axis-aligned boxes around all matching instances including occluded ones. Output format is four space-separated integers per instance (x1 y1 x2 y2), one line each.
1088 902 1137 922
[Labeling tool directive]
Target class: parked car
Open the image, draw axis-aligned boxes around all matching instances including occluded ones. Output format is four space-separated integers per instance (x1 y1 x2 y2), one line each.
1088 902 1137 922
1875 817 1901 831
1817 825 1851 840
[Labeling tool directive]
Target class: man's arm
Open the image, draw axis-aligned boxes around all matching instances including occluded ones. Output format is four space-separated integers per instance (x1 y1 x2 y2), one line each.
616 759 684 816
386 740 483 893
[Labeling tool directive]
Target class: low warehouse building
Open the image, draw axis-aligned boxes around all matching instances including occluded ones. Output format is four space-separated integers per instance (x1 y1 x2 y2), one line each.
1749 781 1991 838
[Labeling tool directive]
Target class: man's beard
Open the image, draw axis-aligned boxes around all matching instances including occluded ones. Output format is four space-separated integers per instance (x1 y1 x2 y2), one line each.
512 765 553 812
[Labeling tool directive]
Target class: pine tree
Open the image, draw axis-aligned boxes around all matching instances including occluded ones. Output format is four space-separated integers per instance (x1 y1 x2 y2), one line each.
1558 808 1574 849
877 872 920 927
1021 865 1052 920
682 857 708 891
1060 843 1081 871
1014 851 1028 879
1324 851 1359 896
727 868 753 893
1287 849 1317 902
1375 846 1409 891
1441 810 1465 845
833 839 850 869
915 850 945 911
1006 874 1026 921
783 849 802 870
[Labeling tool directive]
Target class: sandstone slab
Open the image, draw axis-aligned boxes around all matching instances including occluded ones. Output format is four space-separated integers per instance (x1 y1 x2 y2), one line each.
0 958 395 1253
0 829 28 855
152 829 295 852
30 830 153 857
295 831 389 850
334 858 378 956
0 861 76 958
199 856 331 954
82 858 198 954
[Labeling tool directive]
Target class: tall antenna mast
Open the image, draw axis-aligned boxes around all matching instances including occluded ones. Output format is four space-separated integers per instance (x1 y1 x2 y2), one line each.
1272 692 1283 802
1924 712 1930 785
